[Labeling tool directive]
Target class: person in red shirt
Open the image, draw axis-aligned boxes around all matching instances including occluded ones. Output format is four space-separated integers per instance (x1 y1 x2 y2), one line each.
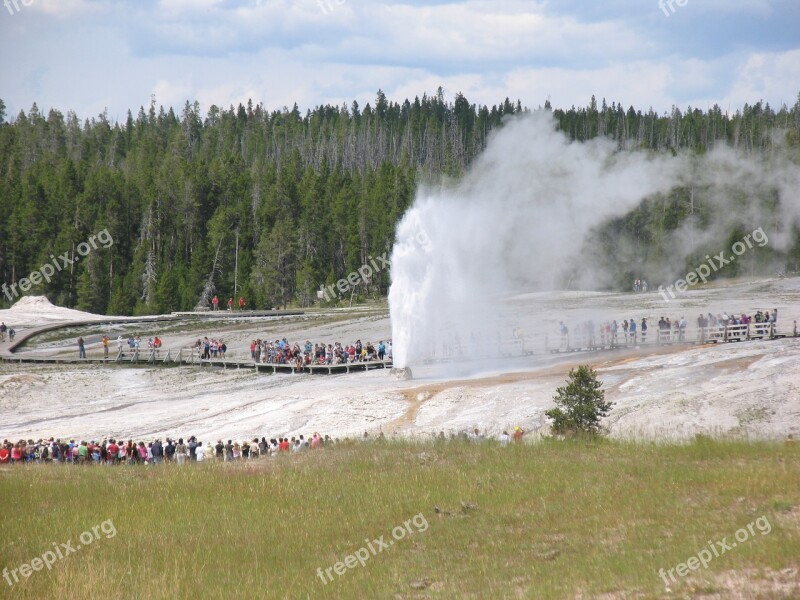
106 440 119 464
84 441 96 463
212 295 219 311
238 296 246 311
227 297 233 311
279 438 290 452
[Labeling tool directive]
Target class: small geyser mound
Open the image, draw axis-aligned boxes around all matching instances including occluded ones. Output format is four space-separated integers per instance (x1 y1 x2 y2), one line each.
391 367 413 380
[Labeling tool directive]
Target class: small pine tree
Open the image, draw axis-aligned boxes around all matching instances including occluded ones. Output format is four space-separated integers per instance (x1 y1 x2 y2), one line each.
546 365 612 436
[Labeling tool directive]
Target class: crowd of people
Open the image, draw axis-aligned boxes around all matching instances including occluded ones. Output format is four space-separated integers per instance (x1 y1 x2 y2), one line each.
0 434 334 464
113 335 163 356
194 337 228 359
0 426 524 465
247 338 391 366
68 331 394 364
558 309 779 346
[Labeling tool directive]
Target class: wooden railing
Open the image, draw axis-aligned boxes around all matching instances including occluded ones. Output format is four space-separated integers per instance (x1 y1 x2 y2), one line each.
546 322 786 352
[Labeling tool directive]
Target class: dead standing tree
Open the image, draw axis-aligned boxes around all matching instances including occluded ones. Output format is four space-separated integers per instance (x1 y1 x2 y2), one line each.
195 240 223 311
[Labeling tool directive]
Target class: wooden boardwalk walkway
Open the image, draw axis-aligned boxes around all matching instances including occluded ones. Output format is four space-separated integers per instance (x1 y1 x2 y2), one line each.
0 345 392 374
3 312 795 371
0 310 393 374
544 321 798 353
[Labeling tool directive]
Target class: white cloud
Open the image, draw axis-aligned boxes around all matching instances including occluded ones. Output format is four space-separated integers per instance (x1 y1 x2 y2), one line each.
718 49 800 109
0 0 797 120
151 79 194 110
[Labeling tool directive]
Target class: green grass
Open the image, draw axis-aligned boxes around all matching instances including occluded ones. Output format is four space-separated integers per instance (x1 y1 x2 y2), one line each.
1 438 798 599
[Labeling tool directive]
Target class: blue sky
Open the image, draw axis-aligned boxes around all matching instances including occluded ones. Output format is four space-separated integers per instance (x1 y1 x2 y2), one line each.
1 0 798 122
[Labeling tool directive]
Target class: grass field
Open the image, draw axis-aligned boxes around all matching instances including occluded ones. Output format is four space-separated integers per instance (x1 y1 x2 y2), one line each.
1 438 798 599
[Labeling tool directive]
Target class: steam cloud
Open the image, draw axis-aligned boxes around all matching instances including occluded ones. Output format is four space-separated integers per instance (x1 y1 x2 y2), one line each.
389 111 800 370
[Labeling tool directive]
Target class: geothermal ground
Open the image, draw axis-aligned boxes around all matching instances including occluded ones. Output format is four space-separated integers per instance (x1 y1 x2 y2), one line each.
1 276 798 444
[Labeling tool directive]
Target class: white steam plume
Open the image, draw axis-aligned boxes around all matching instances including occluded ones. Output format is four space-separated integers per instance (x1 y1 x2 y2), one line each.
388 110 800 370
388 111 683 368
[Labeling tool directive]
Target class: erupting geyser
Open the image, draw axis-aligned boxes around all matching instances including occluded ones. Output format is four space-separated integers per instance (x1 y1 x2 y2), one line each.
388 111 800 373
388 112 682 371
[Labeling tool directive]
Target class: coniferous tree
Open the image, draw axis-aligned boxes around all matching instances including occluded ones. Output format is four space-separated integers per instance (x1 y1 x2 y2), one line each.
546 366 612 436
0 92 798 313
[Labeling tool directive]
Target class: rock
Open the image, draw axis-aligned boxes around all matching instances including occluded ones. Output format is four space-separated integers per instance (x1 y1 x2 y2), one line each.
391 367 413 380
434 505 453 517
409 578 431 590
535 549 561 561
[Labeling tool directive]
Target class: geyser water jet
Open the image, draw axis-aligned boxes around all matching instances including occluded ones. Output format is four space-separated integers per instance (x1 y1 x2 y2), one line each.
388 111 681 370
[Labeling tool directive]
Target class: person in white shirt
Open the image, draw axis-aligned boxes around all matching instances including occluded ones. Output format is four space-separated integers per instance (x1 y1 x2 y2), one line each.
195 443 205 462
498 431 510 447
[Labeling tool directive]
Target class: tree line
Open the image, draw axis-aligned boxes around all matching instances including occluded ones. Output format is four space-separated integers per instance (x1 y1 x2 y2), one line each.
0 91 798 314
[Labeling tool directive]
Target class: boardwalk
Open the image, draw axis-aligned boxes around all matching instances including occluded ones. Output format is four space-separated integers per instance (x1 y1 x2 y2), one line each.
3 312 795 372
545 321 798 353
0 311 392 374
1 345 393 374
